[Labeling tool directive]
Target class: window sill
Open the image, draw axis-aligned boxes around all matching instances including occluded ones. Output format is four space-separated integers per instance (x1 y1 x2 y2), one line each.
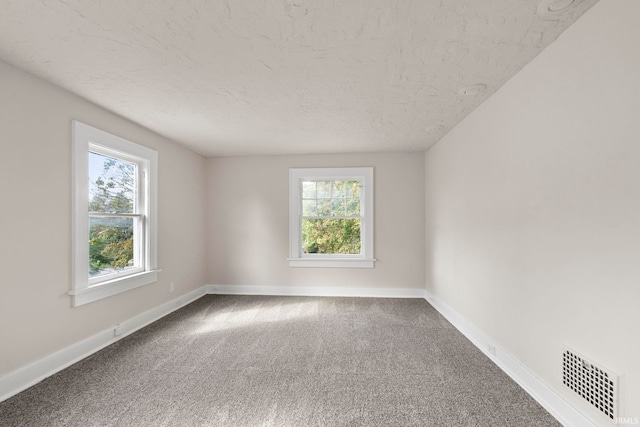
69 270 158 307
288 258 375 268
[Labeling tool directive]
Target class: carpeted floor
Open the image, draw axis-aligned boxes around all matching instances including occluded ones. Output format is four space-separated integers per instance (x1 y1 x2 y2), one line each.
0 295 560 426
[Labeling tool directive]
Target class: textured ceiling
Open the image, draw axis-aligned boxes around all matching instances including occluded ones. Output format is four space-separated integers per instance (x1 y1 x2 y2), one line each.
0 0 598 157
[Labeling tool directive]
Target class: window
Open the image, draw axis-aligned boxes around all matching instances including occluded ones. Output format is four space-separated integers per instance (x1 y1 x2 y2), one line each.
289 167 374 268
71 121 158 306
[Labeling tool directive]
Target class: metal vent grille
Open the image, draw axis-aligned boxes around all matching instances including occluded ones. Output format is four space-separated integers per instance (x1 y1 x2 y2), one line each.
562 348 618 420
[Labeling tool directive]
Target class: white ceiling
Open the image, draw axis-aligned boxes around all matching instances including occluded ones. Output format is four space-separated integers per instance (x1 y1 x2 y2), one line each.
0 0 597 157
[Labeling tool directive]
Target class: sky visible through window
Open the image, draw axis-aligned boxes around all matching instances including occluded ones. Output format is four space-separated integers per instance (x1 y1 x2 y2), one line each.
88 152 107 194
88 151 137 277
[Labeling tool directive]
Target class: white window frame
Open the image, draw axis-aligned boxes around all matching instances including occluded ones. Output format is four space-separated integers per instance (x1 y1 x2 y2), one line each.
71 121 158 306
288 167 375 268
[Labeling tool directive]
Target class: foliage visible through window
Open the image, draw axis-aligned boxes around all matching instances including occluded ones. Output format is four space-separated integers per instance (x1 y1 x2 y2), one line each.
301 180 361 255
289 167 373 268
88 152 140 278
72 120 157 306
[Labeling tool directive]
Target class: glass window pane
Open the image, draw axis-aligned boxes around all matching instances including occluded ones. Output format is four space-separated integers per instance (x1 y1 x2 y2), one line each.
331 198 346 216
317 181 331 198
317 199 331 216
89 152 136 214
302 200 317 216
332 181 346 198
346 199 361 217
89 216 138 278
301 218 361 255
302 181 316 199
346 181 361 199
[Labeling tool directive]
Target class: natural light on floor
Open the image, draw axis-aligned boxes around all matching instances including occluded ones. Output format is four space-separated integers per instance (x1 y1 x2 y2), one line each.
193 300 319 335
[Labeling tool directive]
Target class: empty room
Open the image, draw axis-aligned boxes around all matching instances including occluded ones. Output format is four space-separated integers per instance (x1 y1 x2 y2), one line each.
0 0 638 426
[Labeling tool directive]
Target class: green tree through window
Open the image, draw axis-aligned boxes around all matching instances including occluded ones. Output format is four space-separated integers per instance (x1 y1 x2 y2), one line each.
301 180 361 254
88 153 137 277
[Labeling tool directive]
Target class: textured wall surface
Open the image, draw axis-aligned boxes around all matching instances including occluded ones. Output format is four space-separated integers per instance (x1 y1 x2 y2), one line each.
424 0 640 422
205 153 425 290
0 0 597 156
0 61 207 376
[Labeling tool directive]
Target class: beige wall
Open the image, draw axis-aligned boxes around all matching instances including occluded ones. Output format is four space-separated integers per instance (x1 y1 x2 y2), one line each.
0 61 207 376
206 153 425 290
3 0 638 420
424 0 640 420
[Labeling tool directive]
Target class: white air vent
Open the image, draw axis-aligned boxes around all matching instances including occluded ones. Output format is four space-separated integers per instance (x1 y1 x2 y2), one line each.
562 347 618 421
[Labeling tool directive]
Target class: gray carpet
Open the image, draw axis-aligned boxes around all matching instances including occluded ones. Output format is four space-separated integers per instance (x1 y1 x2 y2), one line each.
0 295 560 426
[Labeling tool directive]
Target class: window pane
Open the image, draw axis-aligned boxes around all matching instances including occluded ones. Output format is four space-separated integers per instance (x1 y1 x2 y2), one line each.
346 181 361 199
346 199 361 216
332 181 346 198
89 216 138 278
89 152 136 214
302 199 317 216
301 218 361 254
317 181 331 198
302 181 316 199
317 199 331 216
331 198 346 216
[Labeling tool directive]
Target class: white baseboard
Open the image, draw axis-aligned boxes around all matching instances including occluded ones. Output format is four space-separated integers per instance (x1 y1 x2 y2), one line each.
0 283 597 427
424 290 598 427
1 284 421 403
206 284 427 299
0 286 206 403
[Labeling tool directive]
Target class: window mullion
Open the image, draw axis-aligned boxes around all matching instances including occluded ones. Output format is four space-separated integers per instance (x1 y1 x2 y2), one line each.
89 212 143 218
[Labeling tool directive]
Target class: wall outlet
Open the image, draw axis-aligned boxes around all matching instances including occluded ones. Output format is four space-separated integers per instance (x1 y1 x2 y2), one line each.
114 324 125 337
169 282 175 293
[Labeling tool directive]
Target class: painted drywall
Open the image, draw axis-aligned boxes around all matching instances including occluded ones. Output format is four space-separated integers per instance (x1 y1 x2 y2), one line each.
424 0 639 422
0 60 207 376
206 153 425 290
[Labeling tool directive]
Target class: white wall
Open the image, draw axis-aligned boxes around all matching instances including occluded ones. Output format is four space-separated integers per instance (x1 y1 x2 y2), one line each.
424 0 640 422
0 61 207 376
206 153 425 290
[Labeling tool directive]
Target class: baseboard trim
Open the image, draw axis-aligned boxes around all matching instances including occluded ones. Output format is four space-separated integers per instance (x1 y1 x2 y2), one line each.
206 284 427 299
1 284 421 403
424 290 597 427
0 286 206 403
0 284 595 427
